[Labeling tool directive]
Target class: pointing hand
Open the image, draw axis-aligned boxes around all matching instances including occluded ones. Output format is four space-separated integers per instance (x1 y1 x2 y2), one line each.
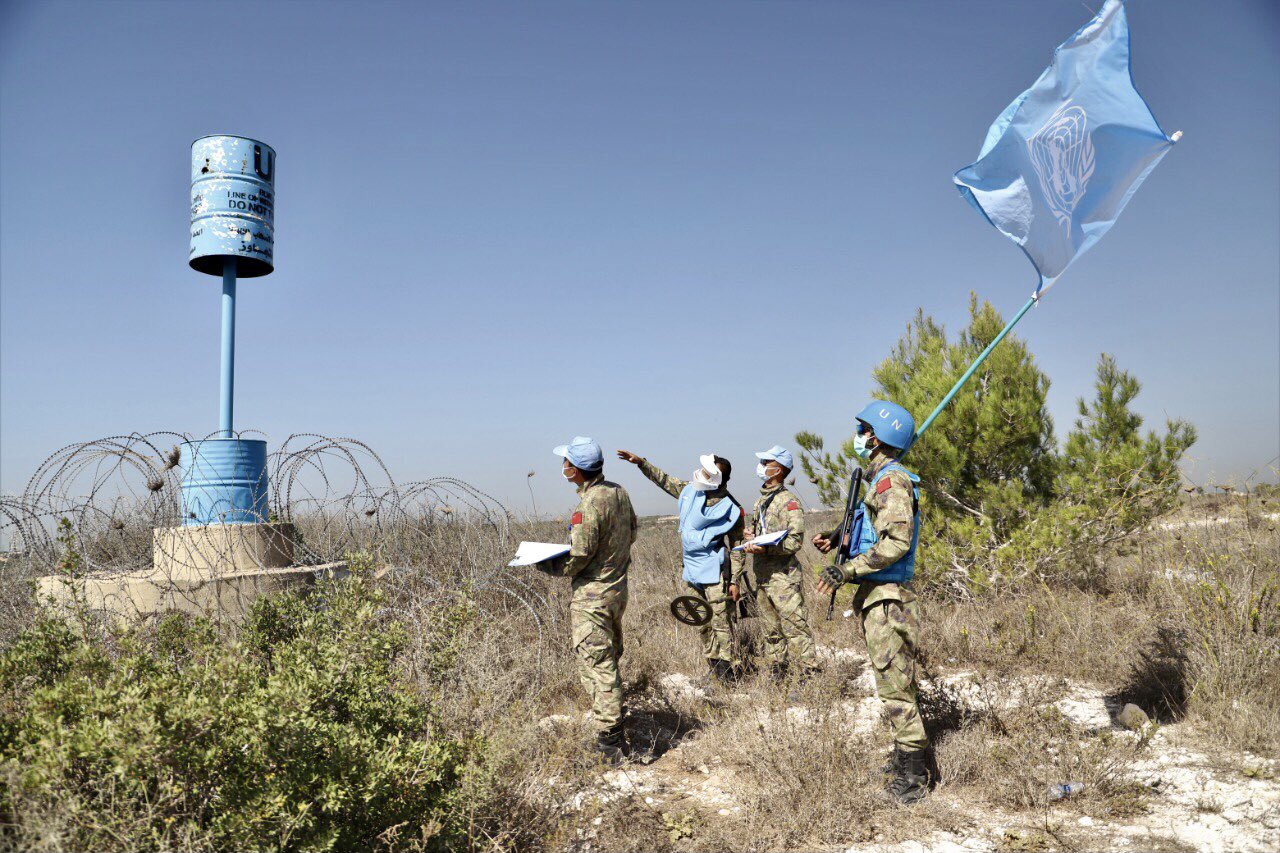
617 450 642 465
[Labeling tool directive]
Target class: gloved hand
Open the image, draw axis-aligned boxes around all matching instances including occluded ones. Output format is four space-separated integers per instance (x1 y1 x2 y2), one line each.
819 560 849 589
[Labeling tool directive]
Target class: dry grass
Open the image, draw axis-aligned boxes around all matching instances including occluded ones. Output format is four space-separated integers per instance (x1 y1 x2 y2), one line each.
0 492 1275 851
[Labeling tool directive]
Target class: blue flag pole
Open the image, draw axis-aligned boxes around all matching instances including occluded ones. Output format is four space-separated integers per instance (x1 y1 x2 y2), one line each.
911 293 1038 444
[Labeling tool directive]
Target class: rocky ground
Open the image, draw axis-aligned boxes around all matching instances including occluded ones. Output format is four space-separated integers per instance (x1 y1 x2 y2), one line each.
548 643 1279 852
525 495 1279 852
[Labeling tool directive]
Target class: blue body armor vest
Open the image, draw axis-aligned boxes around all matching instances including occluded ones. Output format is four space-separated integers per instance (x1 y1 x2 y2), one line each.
851 461 920 584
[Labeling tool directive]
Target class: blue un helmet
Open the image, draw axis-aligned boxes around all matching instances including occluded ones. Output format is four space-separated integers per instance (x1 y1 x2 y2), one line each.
855 400 916 452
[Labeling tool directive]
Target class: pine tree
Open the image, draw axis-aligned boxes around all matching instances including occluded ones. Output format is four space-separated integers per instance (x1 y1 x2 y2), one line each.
796 295 1056 532
1060 354 1197 545
796 303 1197 593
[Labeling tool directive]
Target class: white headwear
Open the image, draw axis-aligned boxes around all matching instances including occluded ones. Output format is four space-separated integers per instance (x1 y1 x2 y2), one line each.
691 454 722 491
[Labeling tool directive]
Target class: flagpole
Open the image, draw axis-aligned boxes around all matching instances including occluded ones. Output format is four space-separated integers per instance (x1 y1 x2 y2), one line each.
911 293 1039 443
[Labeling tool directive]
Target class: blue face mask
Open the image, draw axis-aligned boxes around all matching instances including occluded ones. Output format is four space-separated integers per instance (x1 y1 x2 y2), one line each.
852 433 872 460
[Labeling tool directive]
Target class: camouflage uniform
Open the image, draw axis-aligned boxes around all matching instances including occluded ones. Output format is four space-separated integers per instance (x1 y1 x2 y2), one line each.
552 473 638 732
750 484 817 671
837 454 928 752
637 459 745 665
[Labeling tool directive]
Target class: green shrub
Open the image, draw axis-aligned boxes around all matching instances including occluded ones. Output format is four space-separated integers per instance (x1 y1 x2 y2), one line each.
0 577 478 852
796 298 1195 593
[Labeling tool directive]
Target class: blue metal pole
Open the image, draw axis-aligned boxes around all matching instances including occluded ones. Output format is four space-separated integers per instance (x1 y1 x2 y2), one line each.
912 293 1038 443
219 258 236 437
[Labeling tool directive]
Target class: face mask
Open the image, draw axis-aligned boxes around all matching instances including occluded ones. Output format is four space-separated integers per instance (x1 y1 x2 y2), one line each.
691 466 721 491
562 463 576 481
758 462 778 480
853 434 872 460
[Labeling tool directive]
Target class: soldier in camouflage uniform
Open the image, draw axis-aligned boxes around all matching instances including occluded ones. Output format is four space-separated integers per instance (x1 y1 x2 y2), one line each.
815 402 929 804
617 450 746 683
743 445 818 678
546 436 638 763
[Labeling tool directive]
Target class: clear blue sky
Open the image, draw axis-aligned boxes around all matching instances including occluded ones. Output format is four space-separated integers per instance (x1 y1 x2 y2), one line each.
2 0 1277 517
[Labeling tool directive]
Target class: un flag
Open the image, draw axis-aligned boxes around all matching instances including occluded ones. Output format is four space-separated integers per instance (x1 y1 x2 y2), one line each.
954 0 1178 292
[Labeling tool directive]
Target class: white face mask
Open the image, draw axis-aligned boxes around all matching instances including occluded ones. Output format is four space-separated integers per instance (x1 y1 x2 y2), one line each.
692 458 723 491
853 434 872 460
562 463 576 481
756 462 771 480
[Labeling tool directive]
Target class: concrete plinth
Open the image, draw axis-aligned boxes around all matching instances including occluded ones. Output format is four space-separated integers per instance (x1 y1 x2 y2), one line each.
37 562 348 624
153 522 295 580
37 523 345 624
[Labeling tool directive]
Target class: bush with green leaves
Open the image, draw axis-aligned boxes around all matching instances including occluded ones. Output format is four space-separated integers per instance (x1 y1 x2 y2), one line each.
796 295 1195 593
998 353 1197 587
0 577 481 852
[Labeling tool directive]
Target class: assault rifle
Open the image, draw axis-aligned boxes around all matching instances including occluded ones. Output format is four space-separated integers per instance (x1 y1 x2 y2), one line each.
824 466 865 621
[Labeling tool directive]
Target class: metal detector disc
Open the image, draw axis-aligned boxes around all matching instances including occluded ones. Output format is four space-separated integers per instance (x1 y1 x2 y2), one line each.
669 595 713 627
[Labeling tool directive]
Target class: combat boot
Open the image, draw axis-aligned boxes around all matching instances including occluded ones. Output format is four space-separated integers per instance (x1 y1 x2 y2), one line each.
595 723 629 766
886 747 929 804
708 659 739 685
881 747 901 776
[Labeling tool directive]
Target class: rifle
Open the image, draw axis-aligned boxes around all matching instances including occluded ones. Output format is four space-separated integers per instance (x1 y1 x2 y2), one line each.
825 466 865 621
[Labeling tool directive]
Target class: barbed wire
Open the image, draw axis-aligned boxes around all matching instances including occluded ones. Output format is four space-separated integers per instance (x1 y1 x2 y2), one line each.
0 431 547 632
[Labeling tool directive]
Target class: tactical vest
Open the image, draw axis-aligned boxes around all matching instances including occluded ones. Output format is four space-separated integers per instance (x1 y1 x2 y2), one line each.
852 461 920 584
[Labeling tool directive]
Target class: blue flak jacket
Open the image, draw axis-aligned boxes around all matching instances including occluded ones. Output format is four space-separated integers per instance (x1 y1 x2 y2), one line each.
677 484 741 585
851 462 921 585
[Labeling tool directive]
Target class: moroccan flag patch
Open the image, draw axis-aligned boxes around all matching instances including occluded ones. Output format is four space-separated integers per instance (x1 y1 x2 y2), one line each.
785 501 799 511
876 478 892 495
571 511 583 525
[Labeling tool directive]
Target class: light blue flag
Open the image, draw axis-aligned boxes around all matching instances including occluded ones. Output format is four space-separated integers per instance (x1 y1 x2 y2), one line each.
954 0 1178 292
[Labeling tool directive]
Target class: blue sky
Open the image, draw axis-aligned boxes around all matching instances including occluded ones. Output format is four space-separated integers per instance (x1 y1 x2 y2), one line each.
2 0 1277 517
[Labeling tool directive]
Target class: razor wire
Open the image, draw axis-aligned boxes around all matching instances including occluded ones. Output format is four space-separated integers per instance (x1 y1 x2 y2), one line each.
0 431 550 635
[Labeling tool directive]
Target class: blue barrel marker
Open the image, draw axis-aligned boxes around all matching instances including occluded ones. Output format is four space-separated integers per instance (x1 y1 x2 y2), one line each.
183 136 276 525
180 437 268 525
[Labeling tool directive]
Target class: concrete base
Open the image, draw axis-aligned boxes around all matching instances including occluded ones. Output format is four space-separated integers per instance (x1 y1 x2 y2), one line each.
153 522 295 581
37 561 348 624
37 523 341 624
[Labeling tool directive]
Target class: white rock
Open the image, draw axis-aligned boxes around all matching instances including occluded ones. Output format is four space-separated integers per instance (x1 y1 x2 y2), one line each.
658 672 708 702
1053 686 1112 731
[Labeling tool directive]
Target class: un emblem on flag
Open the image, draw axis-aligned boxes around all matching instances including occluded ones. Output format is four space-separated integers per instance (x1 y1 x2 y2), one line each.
1028 103 1096 229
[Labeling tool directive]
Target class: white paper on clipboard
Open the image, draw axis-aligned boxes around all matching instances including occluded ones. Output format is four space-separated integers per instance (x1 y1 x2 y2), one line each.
732 529 787 551
508 541 572 567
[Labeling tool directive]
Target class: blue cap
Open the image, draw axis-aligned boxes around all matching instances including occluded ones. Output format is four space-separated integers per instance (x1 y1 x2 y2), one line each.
553 436 604 471
754 445 794 471
855 400 916 451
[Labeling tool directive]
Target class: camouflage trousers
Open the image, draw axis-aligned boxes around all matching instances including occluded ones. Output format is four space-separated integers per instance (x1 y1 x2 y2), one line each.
858 597 929 751
570 577 628 732
754 565 818 670
689 581 736 665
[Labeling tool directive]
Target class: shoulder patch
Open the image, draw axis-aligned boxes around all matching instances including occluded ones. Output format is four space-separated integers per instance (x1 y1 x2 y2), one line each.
785 500 799 511
876 478 893 495
570 511 583 525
